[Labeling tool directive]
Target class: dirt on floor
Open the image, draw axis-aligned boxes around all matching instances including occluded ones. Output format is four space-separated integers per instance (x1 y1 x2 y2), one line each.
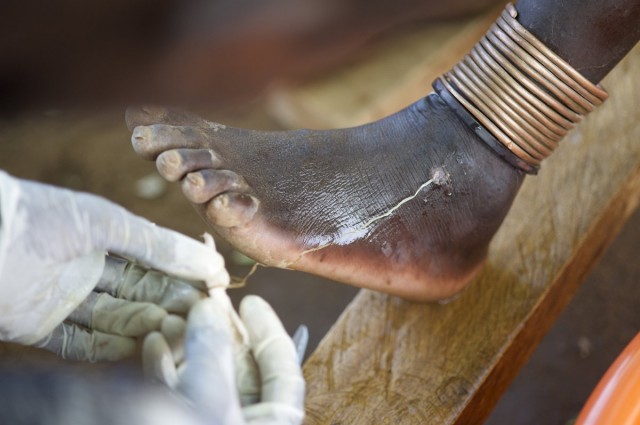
0 104 638 425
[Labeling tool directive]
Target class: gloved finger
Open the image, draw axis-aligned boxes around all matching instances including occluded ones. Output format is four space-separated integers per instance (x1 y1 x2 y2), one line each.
77 191 229 285
291 325 309 366
142 331 179 389
179 298 244 424
97 255 207 314
208 288 260 407
236 342 261 407
67 292 166 337
161 315 186 364
239 296 305 407
243 402 305 425
33 322 136 362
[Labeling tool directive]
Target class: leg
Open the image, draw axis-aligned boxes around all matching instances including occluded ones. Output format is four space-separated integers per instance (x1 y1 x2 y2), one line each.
127 96 524 301
128 0 638 301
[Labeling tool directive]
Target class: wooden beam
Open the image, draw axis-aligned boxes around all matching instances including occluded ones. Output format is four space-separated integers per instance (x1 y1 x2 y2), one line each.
301 36 640 425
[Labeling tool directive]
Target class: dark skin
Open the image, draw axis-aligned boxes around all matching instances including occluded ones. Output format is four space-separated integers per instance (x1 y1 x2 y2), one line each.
517 0 640 83
128 100 524 301
128 0 639 301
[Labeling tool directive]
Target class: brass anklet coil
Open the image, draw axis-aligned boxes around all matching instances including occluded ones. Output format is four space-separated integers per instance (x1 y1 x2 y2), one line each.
436 2 608 170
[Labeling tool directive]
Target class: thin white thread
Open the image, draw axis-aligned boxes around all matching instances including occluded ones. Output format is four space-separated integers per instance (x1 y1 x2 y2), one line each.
291 177 438 264
358 178 435 229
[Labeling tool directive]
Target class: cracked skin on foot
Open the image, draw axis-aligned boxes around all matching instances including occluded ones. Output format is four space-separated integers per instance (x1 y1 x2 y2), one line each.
291 167 450 266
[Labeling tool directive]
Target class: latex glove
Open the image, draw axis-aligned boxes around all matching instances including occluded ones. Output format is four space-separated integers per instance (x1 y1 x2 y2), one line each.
57 255 210 362
143 296 306 425
144 232 265 404
0 171 228 361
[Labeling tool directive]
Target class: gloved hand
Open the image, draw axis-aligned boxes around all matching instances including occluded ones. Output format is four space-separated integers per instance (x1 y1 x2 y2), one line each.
143 296 306 425
0 171 228 361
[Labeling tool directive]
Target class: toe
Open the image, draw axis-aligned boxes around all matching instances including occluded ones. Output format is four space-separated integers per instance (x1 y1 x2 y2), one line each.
157 149 222 182
182 170 250 204
205 193 260 228
126 106 205 131
132 124 208 160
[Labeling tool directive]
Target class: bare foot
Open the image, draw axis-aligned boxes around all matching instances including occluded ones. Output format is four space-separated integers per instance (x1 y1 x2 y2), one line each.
127 93 524 301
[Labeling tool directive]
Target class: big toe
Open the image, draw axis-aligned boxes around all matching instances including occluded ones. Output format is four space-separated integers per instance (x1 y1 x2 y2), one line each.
131 124 207 160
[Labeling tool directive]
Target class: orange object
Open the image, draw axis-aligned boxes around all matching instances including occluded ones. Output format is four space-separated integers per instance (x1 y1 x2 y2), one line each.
575 332 640 425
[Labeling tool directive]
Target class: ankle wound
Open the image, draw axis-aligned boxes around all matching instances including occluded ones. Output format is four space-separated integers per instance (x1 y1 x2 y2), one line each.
434 2 608 173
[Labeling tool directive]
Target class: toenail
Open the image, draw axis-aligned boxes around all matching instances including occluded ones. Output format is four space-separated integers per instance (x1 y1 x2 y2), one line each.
207 194 258 228
140 106 164 117
132 126 151 141
159 151 181 168
213 195 229 208
186 172 205 188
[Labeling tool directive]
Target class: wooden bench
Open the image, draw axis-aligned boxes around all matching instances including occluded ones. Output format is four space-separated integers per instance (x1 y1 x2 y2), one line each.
266 8 640 425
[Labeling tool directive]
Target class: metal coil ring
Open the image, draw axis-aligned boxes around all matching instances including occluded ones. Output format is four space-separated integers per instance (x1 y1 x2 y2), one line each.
435 2 608 168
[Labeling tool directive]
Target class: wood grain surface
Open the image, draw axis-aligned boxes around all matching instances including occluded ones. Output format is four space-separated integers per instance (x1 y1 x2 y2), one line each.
301 29 640 425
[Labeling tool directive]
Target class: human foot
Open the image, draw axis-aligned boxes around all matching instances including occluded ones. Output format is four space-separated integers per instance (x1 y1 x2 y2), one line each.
127 94 524 301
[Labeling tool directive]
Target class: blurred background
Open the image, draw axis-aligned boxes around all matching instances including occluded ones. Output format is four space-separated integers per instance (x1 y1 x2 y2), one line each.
0 1 638 424
0 0 501 111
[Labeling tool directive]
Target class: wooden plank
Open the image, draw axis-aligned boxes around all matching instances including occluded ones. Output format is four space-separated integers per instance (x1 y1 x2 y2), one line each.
302 44 640 425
